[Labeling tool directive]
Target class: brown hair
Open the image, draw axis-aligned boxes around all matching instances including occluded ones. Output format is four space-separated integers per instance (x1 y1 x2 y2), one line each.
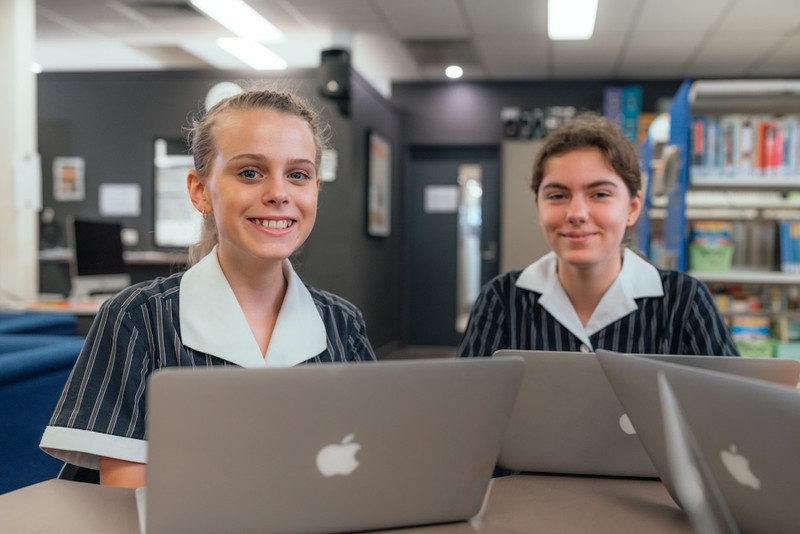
531 113 641 197
185 84 330 265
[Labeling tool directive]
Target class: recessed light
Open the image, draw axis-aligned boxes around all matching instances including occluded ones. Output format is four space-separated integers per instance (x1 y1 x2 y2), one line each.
445 65 463 79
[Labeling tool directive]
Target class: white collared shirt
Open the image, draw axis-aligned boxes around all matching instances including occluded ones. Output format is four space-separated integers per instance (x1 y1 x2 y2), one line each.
179 248 327 368
515 249 664 350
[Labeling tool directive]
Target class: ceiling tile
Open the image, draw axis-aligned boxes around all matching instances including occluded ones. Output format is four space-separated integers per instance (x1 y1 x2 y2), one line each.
373 0 468 39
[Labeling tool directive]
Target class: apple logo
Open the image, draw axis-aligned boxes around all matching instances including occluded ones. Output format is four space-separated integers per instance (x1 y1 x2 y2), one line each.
316 433 361 477
720 444 760 490
618 413 636 435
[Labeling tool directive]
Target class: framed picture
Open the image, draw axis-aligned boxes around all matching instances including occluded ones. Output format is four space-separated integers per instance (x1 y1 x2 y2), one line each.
366 131 392 237
53 156 85 201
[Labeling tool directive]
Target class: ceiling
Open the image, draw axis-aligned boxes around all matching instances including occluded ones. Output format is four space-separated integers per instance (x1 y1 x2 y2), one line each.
35 0 800 96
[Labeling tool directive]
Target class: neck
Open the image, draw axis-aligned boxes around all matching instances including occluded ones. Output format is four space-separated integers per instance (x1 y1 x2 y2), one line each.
216 249 288 356
557 253 624 325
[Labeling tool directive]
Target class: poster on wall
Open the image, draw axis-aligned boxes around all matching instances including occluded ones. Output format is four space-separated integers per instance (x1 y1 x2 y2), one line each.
53 156 85 201
153 138 201 248
367 131 391 237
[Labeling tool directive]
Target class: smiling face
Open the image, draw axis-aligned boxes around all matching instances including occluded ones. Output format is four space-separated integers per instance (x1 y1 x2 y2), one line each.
536 147 642 278
189 107 320 269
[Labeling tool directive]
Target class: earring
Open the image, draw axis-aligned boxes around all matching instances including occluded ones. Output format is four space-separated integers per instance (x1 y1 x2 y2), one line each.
201 208 208 220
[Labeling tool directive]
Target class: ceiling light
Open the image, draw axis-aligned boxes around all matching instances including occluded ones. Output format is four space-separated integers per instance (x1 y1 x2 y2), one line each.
445 65 463 79
548 0 598 40
30 62 43 74
216 38 287 70
191 0 284 42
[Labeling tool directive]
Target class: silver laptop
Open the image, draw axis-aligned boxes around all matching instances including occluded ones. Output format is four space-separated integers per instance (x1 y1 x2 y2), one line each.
143 357 524 534
597 350 800 534
493 350 800 478
658 373 740 534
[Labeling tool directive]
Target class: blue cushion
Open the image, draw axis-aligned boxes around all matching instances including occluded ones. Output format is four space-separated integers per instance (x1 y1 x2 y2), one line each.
0 311 77 336
0 339 84 494
0 334 85 354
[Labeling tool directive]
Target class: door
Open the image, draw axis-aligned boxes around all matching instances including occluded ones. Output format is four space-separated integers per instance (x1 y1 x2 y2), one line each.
407 147 500 347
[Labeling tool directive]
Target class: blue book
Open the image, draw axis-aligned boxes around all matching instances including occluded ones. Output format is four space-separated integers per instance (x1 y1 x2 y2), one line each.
621 85 643 143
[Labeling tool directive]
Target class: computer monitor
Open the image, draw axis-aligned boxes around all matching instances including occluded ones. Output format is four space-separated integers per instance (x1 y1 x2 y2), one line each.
67 217 131 299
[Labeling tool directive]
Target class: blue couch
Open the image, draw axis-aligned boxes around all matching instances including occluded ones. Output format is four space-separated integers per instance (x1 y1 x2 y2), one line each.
0 311 78 336
0 337 84 494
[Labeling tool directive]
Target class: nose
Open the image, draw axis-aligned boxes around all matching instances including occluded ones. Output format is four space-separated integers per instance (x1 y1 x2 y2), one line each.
566 196 588 224
262 176 289 206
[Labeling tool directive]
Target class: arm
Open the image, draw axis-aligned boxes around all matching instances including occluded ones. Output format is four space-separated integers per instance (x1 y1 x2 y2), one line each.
458 279 507 358
679 276 740 356
99 456 146 488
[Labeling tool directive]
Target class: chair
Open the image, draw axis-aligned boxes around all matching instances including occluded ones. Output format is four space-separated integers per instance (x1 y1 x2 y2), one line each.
0 311 77 336
0 338 84 494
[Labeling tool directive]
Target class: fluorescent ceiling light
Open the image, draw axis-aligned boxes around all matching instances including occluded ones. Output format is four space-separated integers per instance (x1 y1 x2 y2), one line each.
191 0 284 42
548 0 598 40
217 38 287 70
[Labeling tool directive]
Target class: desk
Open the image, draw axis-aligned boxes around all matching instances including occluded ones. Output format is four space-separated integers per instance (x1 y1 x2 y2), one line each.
22 298 105 336
0 474 690 533
39 248 187 297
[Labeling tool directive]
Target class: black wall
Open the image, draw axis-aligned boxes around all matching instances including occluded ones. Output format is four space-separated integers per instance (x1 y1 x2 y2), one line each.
37 68 404 354
36 71 685 353
391 79 684 146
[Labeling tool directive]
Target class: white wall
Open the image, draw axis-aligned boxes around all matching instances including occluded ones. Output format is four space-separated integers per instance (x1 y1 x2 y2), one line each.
0 0 38 306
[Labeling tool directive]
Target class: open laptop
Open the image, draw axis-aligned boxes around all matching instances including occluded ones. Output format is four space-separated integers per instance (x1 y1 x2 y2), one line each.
597 350 800 534
141 357 524 534
493 350 800 478
658 373 740 534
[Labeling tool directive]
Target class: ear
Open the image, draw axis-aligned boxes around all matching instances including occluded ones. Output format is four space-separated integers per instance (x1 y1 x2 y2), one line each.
627 190 643 227
187 170 210 214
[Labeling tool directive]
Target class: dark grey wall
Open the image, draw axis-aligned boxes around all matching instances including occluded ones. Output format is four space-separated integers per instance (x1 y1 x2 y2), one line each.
391 79 683 146
37 68 404 353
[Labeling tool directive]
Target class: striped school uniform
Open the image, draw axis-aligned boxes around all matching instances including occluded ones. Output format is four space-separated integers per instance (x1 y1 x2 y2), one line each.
459 249 739 358
40 250 375 470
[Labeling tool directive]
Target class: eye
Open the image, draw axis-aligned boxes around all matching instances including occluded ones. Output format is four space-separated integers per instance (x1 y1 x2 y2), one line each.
239 168 261 181
592 190 612 199
288 170 312 181
545 192 567 201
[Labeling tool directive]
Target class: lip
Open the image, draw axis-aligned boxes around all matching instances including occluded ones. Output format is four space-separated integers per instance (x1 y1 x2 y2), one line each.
249 217 297 232
559 231 596 242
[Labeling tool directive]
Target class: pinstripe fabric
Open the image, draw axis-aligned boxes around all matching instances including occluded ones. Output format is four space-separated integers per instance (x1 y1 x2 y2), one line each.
45 272 375 457
458 269 740 358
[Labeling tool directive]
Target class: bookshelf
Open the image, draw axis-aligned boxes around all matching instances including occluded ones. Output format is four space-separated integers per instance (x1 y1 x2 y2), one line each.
651 79 800 357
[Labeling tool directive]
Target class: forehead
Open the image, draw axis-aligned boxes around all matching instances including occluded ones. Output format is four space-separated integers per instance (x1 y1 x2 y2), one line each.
213 108 315 151
541 148 619 185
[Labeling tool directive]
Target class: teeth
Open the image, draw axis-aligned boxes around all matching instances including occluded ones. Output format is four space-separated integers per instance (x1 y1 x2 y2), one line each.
259 219 291 229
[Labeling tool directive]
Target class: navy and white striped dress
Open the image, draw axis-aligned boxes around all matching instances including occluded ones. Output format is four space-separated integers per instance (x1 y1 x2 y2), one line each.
459 251 739 358
41 253 375 470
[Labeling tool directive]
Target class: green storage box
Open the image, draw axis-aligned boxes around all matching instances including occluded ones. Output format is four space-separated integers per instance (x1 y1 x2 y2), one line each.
689 243 734 272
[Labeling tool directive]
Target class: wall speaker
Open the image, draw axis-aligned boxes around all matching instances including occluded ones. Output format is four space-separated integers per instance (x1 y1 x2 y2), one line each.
318 48 351 101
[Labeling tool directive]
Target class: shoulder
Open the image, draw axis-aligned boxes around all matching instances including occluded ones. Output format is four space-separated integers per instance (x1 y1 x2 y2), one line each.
98 272 184 315
306 285 364 320
484 270 523 291
656 268 708 294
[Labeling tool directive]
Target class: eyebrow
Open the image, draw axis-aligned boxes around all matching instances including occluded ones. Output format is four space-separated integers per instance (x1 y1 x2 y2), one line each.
541 180 620 191
228 154 315 167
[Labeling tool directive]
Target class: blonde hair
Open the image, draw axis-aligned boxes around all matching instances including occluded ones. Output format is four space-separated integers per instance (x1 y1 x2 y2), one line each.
185 85 330 265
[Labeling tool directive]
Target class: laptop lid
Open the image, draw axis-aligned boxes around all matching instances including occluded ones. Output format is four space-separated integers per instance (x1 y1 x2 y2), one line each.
493 350 657 477
144 357 524 534
597 350 800 534
658 373 739 534
493 350 800 478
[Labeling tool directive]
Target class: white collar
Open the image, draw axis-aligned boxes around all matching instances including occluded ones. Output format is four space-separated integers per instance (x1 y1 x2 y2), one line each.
516 249 664 349
179 248 327 368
